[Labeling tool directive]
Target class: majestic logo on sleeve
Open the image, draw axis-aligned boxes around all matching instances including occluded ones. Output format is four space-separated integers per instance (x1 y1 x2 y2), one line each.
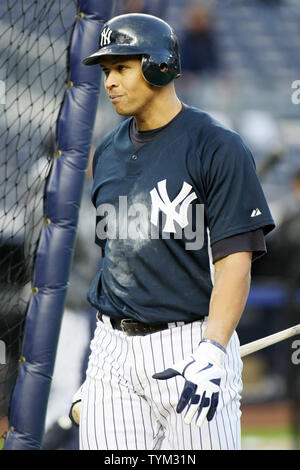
100 27 113 47
150 179 197 233
251 208 262 217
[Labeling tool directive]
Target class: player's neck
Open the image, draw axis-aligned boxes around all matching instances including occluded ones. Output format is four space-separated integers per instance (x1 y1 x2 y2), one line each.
134 87 182 131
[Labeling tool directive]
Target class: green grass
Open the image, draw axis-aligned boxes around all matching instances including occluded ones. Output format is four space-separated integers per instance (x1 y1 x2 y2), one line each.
241 427 297 450
242 427 291 438
0 437 5 450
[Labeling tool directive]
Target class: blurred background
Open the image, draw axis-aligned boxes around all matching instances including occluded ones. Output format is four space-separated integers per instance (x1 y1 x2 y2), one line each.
0 0 300 451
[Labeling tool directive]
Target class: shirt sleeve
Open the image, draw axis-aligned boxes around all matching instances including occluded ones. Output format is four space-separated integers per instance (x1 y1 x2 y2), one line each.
91 132 116 249
211 228 266 263
202 130 275 245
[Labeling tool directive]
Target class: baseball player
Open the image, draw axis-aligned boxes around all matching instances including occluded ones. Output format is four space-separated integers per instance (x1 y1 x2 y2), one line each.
70 13 275 450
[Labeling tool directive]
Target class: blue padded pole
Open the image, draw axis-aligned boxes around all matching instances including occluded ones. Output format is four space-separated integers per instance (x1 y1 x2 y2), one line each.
4 0 115 450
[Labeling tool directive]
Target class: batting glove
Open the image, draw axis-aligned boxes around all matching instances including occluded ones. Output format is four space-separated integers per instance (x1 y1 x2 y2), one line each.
152 339 226 427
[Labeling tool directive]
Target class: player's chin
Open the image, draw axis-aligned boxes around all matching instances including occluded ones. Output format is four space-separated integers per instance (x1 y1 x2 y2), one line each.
112 99 138 116
114 105 134 117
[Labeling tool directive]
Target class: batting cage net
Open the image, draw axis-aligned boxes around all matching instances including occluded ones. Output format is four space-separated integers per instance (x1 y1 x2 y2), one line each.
0 0 77 420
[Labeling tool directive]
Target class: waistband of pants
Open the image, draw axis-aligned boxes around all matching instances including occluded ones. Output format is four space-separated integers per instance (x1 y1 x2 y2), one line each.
97 311 206 336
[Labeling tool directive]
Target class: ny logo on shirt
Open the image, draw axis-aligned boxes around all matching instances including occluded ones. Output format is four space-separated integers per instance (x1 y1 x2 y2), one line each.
150 179 197 233
100 27 112 47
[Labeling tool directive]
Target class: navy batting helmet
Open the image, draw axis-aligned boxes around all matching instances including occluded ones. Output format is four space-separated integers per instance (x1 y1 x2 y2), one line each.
82 13 181 87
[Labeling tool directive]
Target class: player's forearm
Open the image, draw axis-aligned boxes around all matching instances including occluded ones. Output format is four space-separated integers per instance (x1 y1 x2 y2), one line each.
204 251 252 349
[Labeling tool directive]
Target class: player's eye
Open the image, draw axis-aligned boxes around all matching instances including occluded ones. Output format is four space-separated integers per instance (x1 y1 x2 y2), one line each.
101 67 110 76
117 65 127 72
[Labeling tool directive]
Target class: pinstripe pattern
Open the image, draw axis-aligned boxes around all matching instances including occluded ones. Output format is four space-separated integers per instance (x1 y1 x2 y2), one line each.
79 315 243 450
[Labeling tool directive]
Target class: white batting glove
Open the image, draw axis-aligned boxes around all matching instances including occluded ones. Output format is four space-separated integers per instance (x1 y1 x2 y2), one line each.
69 383 84 427
152 339 226 427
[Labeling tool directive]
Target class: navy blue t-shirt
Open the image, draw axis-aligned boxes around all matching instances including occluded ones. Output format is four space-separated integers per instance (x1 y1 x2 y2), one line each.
87 106 275 323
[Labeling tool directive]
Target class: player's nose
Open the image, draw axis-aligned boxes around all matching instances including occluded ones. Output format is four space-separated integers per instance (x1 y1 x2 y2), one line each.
104 70 119 90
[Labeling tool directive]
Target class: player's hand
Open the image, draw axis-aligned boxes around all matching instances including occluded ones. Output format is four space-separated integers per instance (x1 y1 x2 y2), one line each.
152 340 226 427
69 384 84 427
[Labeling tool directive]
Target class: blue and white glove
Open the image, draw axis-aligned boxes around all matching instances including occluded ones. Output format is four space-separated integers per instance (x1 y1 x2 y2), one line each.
152 339 226 427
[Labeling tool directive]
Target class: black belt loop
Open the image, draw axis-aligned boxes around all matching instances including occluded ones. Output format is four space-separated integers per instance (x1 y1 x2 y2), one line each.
97 312 205 336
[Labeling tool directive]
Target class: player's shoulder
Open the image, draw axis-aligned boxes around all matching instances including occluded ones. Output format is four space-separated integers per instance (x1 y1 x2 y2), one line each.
95 119 130 154
92 118 131 171
184 105 241 144
185 106 252 163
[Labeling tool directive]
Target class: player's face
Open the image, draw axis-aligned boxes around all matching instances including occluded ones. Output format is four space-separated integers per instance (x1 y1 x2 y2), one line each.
100 55 157 116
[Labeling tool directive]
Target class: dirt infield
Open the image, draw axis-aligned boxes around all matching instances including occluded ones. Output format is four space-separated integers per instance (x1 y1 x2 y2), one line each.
241 400 292 428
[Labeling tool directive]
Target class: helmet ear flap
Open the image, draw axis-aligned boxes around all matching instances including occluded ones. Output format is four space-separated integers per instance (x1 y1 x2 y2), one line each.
141 55 178 87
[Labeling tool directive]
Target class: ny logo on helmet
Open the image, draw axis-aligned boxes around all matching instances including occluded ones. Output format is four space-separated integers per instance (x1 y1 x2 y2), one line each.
100 27 112 47
150 179 197 233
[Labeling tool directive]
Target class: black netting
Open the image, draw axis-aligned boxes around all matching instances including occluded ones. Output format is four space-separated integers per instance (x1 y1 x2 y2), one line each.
0 0 78 417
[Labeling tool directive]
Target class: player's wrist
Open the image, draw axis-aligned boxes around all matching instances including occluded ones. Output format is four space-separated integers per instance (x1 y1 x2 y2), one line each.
193 339 226 367
200 338 226 354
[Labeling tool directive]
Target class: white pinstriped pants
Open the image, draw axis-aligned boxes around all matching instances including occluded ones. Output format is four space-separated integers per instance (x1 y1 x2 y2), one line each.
79 315 243 450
